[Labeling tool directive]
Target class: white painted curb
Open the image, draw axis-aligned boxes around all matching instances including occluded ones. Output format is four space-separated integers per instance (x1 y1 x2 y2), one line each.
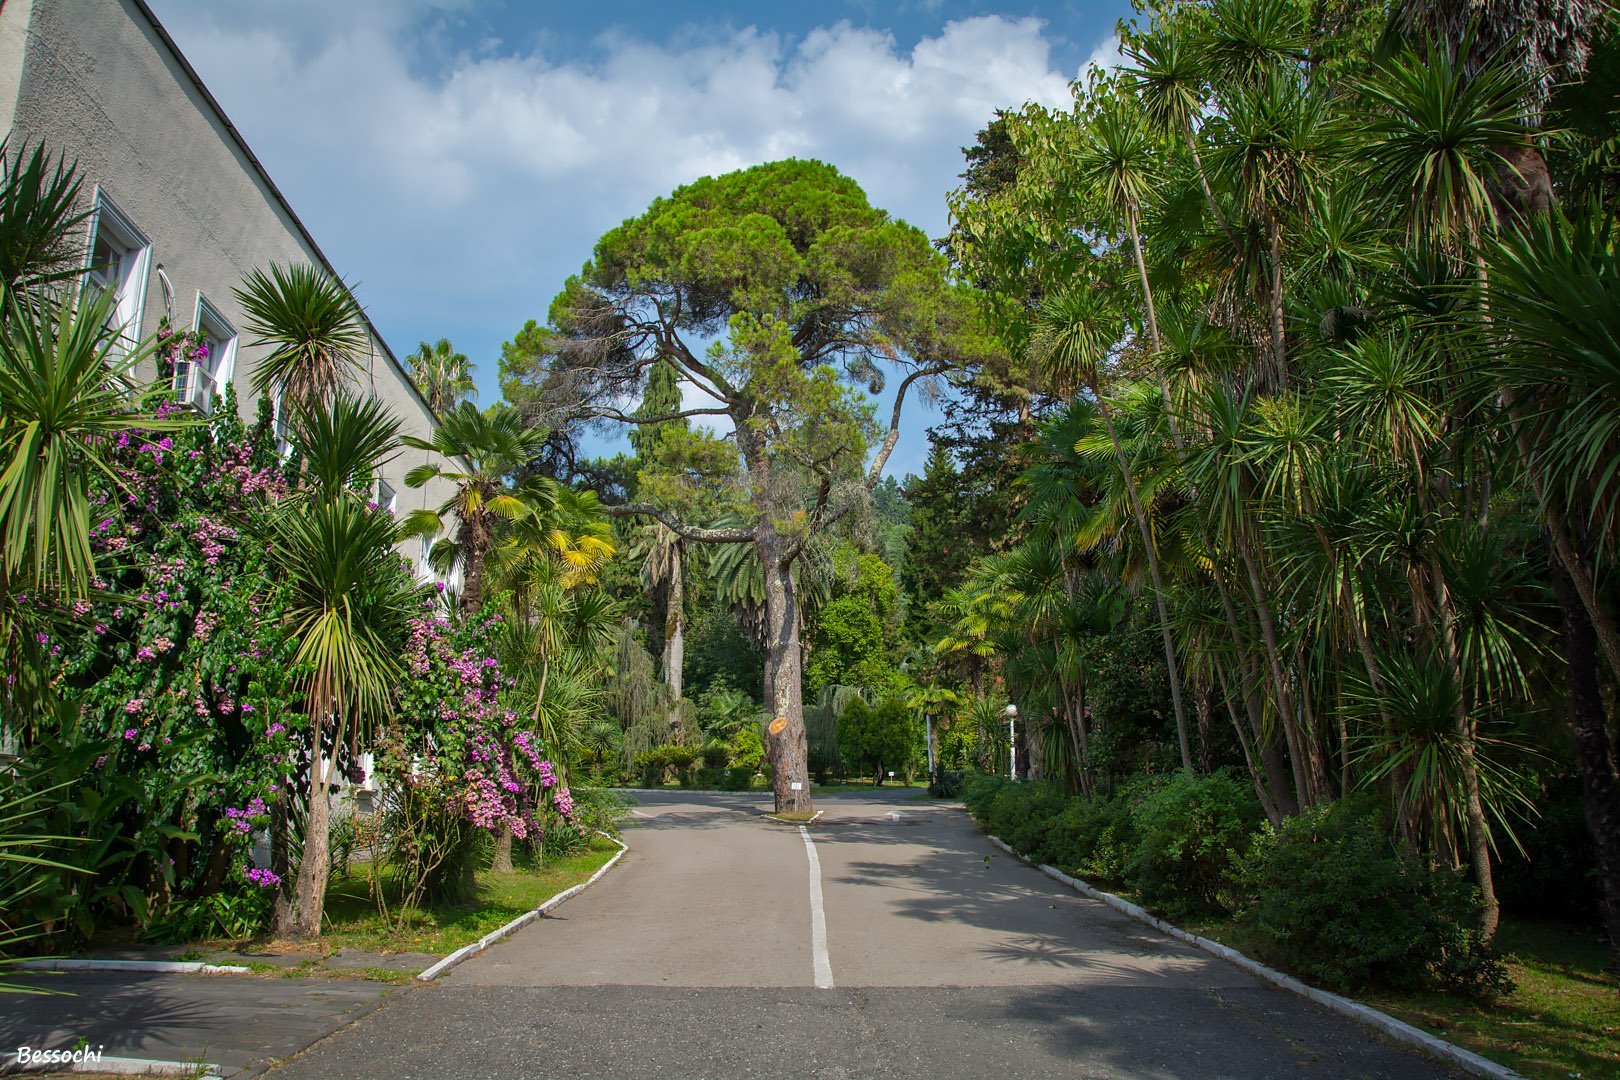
416 832 629 981
984 835 1523 1080
11 959 250 975
4 1052 222 1076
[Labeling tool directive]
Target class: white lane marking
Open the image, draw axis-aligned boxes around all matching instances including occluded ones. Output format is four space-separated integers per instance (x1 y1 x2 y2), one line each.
799 824 834 989
630 809 654 818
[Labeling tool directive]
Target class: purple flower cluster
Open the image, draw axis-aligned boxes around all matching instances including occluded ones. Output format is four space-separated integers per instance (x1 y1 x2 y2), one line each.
245 866 280 889
223 796 269 836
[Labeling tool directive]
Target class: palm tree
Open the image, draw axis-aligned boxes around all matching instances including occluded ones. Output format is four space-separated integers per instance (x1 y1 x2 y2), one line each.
1072 94 1167 356
1032 284 1195 770
1211 66 1334 389
1485 205 1620 961
1123 30 1229 237
261 391 415 939
401 403 552 615
408 337 475 418
235 263 368 412
484 480 616 870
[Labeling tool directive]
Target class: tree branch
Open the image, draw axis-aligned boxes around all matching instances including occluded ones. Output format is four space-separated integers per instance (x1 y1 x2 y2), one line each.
866 364 948 488
604 503 757 544
580 406 733 425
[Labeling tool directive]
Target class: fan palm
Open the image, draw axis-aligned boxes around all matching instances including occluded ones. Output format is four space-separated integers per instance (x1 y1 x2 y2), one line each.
402 403 553 614
236 263 368 412
408 337 476 418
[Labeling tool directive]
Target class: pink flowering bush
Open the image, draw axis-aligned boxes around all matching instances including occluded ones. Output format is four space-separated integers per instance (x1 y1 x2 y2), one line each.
383 605 570 899
12 380 307 944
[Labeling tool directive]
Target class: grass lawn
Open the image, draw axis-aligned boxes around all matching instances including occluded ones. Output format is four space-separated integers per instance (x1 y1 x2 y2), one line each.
1170 910 1617 1079
317 836 618 957
1363 921 1619 1080
813 780 927 794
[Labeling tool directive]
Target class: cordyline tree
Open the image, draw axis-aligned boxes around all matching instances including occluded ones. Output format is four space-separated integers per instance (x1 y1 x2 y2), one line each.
526 159 994 813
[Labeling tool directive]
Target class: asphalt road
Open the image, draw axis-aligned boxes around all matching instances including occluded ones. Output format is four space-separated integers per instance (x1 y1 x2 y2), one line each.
268 789 1464 1079
0 969 392 1073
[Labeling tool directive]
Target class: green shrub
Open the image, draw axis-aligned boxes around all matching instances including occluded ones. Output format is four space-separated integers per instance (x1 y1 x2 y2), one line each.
927 768 966 798
633 747 671 787
1046 793 1139 885
1127 770 1260 918
729 725 764 774
997 782 1072 863
699 740 732 770
1237 799 1512 996
717 767 752 791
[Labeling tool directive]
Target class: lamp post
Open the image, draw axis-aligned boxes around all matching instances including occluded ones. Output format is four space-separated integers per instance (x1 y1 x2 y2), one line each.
1004 704 1018 780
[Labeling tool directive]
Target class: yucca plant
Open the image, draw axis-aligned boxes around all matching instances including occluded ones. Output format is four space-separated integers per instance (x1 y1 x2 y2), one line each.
0 778 84 994
236 262 368 412
259 393 416 939
0 139 88 306
0 289 188 733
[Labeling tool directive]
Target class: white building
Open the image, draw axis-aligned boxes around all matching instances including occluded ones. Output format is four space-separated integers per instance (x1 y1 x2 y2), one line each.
0 0 461 589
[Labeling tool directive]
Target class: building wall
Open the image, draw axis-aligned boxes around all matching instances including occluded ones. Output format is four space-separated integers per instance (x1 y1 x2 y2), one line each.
0 0 459 576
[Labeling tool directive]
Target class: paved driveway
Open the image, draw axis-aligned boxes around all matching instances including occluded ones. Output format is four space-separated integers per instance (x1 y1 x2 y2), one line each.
268 790 1462 1079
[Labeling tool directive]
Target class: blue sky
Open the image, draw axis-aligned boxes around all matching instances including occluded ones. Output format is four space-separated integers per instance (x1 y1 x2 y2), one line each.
150 0 1132 478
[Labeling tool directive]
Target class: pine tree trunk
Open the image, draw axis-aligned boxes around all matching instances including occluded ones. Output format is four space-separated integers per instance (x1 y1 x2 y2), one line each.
662 545 684 701
1550 555 1620 971
760 531 813 815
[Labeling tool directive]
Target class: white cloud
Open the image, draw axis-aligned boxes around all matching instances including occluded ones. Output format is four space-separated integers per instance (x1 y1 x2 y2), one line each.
148 4 1086 474
1083 30 1125 76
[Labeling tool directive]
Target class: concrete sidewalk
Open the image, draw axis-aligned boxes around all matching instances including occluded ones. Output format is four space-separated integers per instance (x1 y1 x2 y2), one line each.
0 970 394 1075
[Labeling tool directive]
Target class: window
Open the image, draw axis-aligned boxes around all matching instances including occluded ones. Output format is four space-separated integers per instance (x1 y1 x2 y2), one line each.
376 478 397 516
272 392 293 458
84 191 151 354
417 538 436 581
176 294 238 413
